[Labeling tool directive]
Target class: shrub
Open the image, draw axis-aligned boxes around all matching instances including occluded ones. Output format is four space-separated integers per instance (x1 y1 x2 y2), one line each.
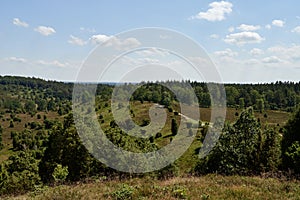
171 119 178 136
195 108 280 175
110 184 134 200
0 151 41 195
281 108 300 174
9 121 14 128
52 164 69 183
149 136 154 143
155 132 162 138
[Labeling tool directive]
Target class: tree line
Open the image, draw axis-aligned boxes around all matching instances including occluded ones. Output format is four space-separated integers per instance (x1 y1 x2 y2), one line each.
0 76 299 113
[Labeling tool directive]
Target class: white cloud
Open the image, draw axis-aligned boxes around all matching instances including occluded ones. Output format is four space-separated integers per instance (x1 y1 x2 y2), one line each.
68 35 87 46
268 45 300 60
210 34 219 39
237 24 261 31
228 26 235 32
36 60 69 68
292 26 300 34
4 57 73 68
224 31 264 45
90 34 141 50
34 26 56 36
265 24 272 30
90 34 112 44
214 48 238 57
272 19 285 27
250 48 264 56
12 18 29 27
262 56 282 64
6 56 27 63
191 1 233 22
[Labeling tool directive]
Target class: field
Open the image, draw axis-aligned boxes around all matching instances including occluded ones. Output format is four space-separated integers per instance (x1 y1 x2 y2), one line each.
6 175 300 200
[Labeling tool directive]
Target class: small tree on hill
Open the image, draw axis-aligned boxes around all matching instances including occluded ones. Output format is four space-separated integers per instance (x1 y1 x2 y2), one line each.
281 108 300 173
171 118 178 136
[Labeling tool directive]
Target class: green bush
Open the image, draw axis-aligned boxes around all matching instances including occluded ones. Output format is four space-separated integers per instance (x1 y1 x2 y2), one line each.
0 151 42 195
52 164 69 183
110 184 134 200
196 108 281 175
155 132 162 138
281 108 300 174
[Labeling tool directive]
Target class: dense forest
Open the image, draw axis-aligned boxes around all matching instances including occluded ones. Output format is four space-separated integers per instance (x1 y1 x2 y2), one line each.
0 76 300 196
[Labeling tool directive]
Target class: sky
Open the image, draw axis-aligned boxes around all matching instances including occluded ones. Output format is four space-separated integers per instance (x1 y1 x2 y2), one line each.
0 0 300 83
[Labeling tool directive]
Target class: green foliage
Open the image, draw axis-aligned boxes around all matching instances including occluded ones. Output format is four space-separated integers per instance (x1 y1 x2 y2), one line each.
256 98 265 113
196 108 281 175
110 184 134 200
52 164 69 183
284 141 300 173
36 98 47 111
47 100 56 111
260 128 281 172
25 100 36 114
9 120 14 128
155 132 162 138
0 151 41 195
57 102 71 116
171 118 178 136
3 99 22 111
281 108 300 173
0 76 300 197
39 114 106 183
12 129 47 151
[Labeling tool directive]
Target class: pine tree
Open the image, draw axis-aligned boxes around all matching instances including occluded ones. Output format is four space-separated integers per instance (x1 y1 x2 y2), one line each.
171 118 178 136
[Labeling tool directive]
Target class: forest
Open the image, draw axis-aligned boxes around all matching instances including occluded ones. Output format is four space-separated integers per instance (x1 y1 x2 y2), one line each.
0 76 300 199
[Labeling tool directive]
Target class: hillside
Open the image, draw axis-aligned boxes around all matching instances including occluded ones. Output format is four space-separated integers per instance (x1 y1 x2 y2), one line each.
0 76 299 199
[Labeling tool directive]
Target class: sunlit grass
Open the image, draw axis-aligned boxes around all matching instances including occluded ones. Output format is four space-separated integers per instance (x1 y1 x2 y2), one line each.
8 175 300 200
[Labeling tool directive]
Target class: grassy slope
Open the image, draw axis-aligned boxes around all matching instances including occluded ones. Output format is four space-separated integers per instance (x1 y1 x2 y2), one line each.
0 111 62 161
7 175 300 200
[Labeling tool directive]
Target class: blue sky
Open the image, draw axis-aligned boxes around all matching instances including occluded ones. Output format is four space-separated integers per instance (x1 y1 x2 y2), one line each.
1 0 300 83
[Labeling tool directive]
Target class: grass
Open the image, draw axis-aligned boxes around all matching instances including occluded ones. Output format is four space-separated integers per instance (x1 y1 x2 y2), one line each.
5 175 300 200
